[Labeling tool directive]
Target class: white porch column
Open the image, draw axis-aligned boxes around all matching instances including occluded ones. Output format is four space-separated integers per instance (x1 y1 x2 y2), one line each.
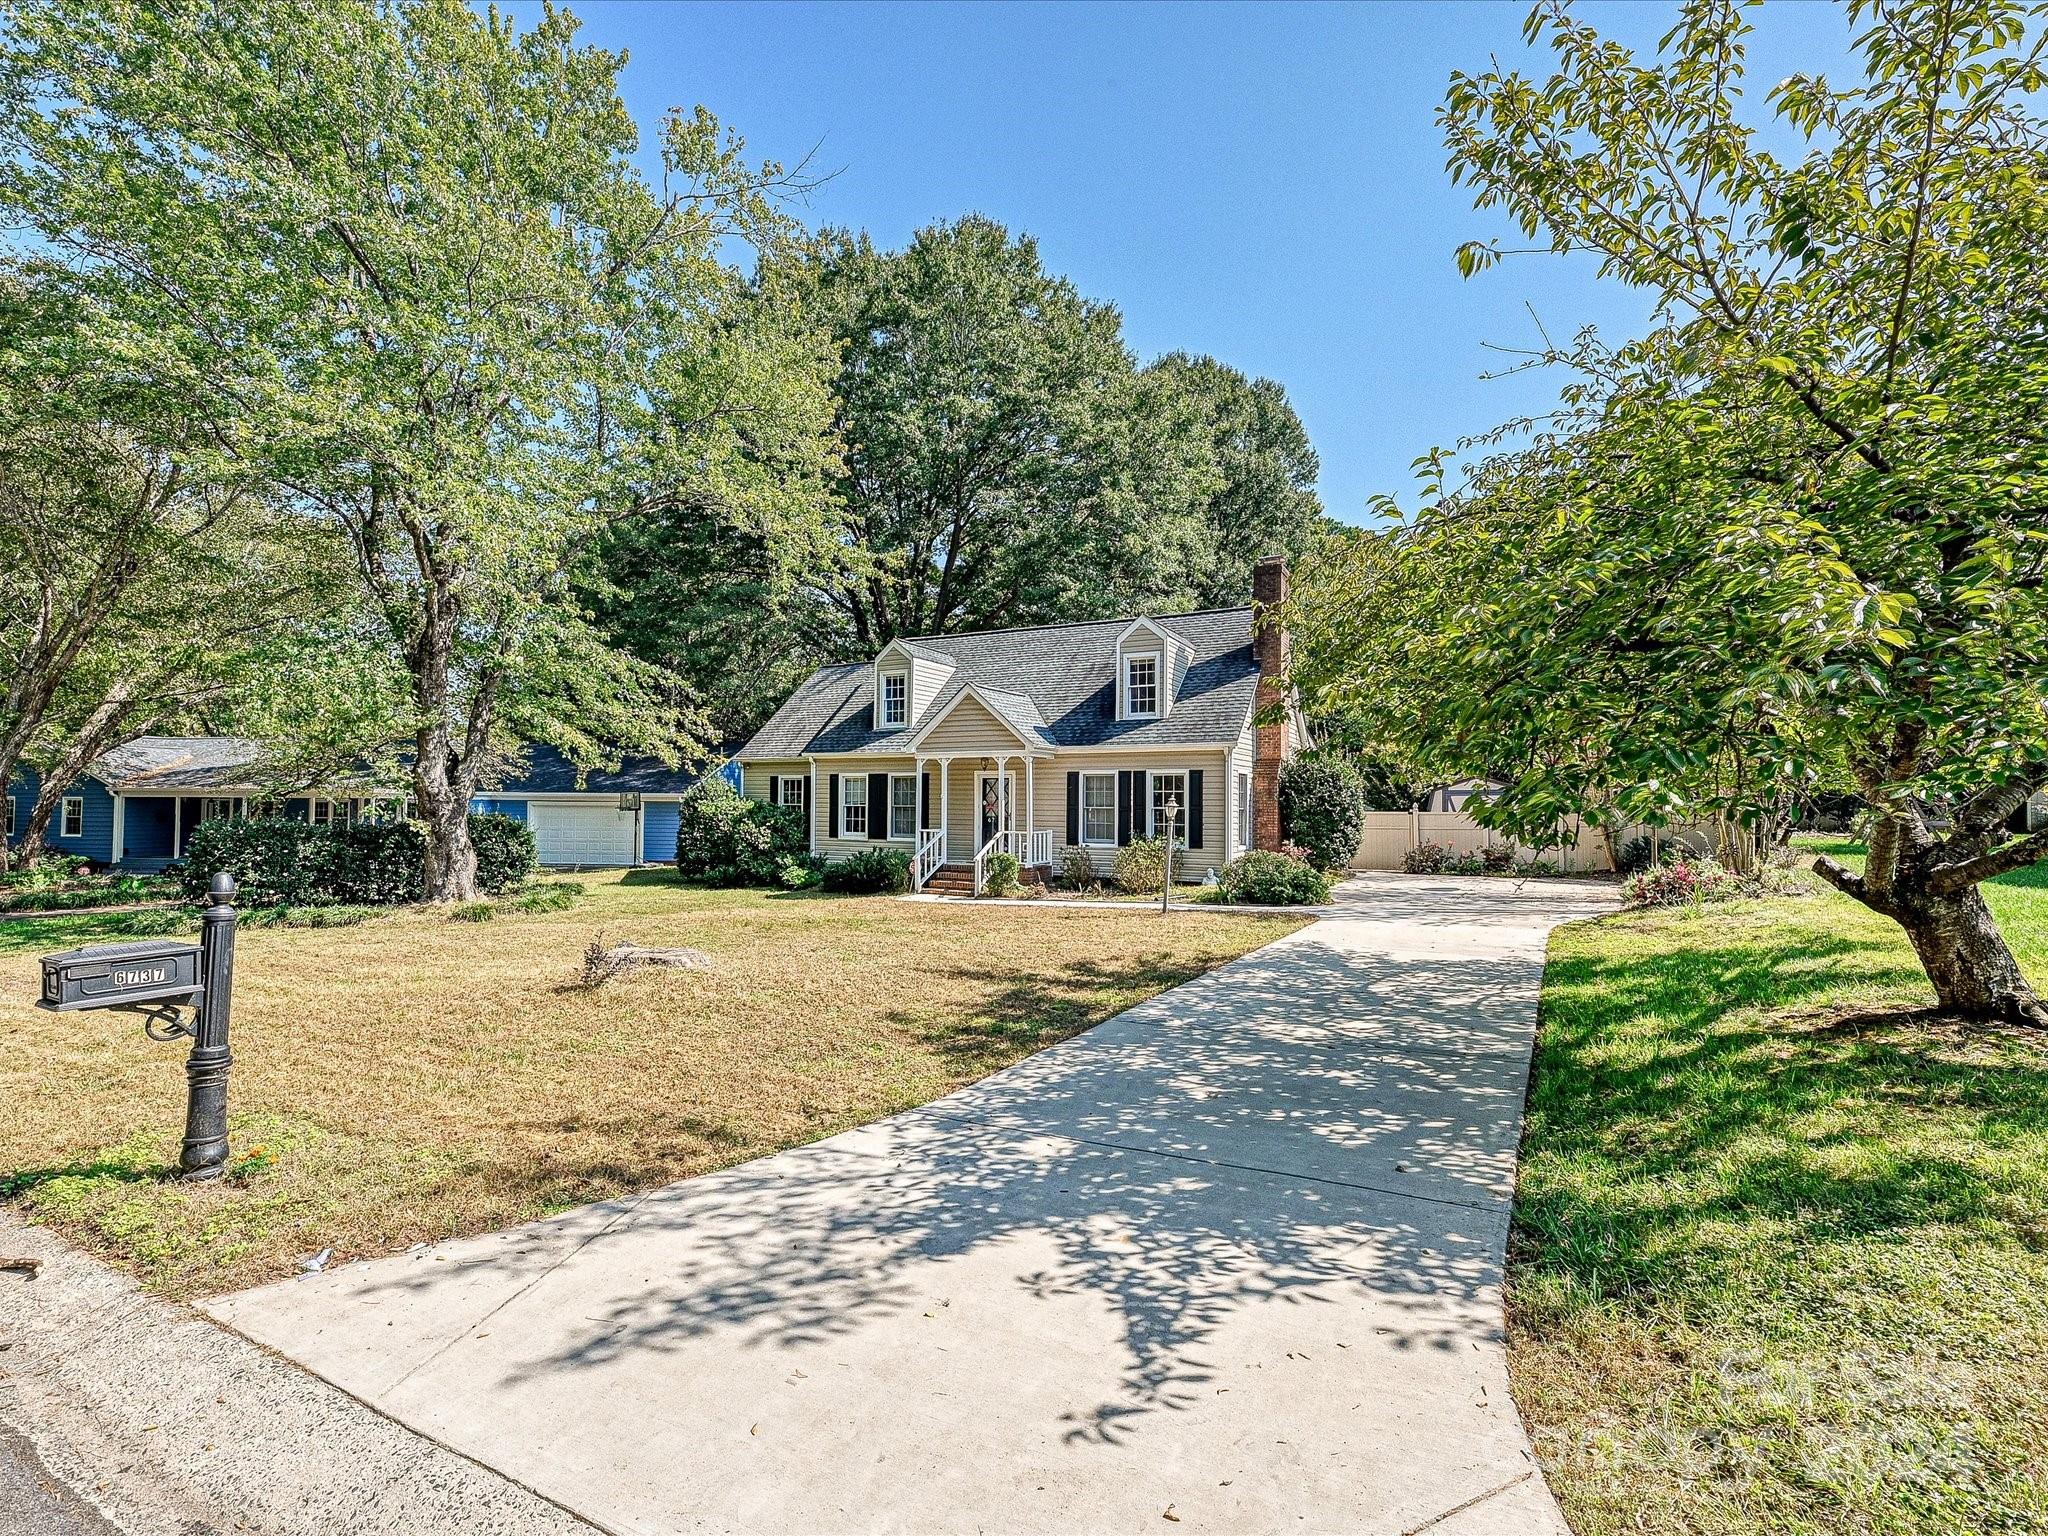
172 796 182 856
110 794 126 866
940 757 951 862
1025 755 1035 859
914 755 926 838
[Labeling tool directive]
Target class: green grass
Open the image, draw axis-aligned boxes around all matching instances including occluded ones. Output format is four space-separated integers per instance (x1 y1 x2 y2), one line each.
1517 851 2048 1534
0 871 1301 1296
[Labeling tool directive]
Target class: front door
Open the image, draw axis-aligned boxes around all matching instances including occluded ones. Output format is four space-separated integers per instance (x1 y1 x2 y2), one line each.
976 772 1013 848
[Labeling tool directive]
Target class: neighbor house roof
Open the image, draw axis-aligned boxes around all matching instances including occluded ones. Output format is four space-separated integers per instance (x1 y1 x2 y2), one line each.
739 607 1261 759
86 737 272 792
79 737 718 798
487 743 719 797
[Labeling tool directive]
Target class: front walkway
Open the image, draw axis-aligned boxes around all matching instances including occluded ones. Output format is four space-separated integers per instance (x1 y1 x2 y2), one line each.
208 874 1616 1535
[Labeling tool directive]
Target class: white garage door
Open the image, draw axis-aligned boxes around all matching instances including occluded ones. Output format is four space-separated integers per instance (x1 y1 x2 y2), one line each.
529 801 636 867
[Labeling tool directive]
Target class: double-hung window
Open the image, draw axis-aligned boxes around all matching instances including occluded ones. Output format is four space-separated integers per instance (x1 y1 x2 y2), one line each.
880 673 908 728
1150 772 1188 844
1124 653 1160 718
5 797 16 837
841 775 868 836
776 776 806 810
1237 772 1252 850
1080 772 1116 845
310 798 334 827
60 796 85 839
889 774 918 840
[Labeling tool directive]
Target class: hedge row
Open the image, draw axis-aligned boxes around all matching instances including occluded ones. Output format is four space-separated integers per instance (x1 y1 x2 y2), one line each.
175 814 536 905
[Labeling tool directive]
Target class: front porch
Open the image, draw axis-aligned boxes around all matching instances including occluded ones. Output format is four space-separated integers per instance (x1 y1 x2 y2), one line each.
111 791 403 871
906 750 1055 894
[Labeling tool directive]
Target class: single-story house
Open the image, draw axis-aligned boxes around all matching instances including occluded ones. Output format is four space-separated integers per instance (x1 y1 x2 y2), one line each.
5 740 732 871
734 555 1304 893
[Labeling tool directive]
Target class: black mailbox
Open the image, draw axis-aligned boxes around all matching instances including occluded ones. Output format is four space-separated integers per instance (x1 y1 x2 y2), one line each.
39 939 204 1013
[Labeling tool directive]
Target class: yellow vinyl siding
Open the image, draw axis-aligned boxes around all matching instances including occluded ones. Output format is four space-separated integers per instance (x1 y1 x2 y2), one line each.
1032 752 1231 880
914 695 1034 757
814 757 921 860
910 659 954 722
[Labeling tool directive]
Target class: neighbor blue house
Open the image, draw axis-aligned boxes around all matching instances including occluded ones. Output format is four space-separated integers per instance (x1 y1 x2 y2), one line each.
4 737 737 871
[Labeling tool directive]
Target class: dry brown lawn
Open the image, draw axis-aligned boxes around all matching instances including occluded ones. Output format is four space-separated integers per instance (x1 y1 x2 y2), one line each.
0 871 1303 1298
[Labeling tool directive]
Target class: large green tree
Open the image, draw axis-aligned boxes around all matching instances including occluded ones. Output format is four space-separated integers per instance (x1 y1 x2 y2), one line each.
0 0 840 897
0 267 345 870
781 215 1215 646
1144 351 1332 608
1294 0 2048 1023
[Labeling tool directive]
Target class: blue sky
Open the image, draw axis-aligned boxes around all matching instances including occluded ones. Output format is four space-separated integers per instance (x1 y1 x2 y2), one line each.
508 1 1861 524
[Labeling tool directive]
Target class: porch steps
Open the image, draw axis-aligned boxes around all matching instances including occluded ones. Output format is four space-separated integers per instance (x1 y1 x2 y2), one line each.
921 864 978 896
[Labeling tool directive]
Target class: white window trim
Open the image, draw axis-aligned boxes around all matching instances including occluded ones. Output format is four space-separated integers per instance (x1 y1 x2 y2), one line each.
840 774 868 838
60 795 85 839
775 777 806 809
879 671 909 729
887 772 919 841
4 796 15 837
1122 651 1162 720
1237 772 1252 852
1149 771 1189 843
1079 770 1117 847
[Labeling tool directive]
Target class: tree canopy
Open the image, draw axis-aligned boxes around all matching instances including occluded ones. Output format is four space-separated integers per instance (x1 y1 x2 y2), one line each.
1292 0 2048 1023
0 0 840 896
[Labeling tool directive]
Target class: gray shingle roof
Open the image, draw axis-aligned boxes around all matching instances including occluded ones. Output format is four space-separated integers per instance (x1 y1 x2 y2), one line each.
739 607 1260 759
88 737 270 790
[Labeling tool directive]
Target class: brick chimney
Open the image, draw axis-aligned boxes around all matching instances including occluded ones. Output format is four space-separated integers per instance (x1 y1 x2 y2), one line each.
1251 554 1289 852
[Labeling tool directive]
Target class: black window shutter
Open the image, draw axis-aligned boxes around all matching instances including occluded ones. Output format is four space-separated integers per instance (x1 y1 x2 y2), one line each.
1133 770 1149 839
1116 771 1132 846
767 774 780 806
828 774 840 838
921 772 934 830
1066 772 1080 844
1187 770 1205 849
868 772 889 840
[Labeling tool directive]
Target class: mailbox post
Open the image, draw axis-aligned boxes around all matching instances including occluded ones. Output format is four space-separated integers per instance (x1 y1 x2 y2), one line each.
181 872 239 1179
38 871 239 1181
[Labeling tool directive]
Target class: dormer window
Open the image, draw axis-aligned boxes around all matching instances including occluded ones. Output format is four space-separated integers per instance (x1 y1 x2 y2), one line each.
1124 653 1160 719
881 673 908 728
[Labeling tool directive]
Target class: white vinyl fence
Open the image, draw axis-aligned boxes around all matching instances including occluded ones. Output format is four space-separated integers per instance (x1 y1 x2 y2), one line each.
1350 810 1716 873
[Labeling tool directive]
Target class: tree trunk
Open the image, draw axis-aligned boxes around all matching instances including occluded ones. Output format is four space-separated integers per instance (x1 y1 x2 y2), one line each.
412 724 477 903
15 786 59 867
1816 850 2048 1027
1894 884 2048 1026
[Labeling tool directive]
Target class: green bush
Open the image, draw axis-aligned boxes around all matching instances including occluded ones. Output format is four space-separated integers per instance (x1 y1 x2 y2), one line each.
776 853 825 889
1113 837 1169 894
821 847 910 894
675 779 807 887
324 820 430 904
0 853 89 891
983 851 1022 897
176 818 334 905
468 812 537 894
1216 850 1331 906
1279 752 1367 872
1056 844 1099 891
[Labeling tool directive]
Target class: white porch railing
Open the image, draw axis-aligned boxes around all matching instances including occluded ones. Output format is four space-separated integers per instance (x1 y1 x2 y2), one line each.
913 828 946 891
971 829 1055 894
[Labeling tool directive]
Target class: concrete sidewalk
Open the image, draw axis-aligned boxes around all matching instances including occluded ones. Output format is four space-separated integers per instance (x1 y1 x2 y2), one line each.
209 873 1616 1535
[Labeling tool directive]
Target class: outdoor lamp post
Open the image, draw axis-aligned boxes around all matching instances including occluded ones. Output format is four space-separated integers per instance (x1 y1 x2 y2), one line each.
1160 795 1180 915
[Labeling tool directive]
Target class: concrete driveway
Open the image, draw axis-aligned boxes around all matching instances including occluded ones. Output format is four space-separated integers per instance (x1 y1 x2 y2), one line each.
208 873 1616 1536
